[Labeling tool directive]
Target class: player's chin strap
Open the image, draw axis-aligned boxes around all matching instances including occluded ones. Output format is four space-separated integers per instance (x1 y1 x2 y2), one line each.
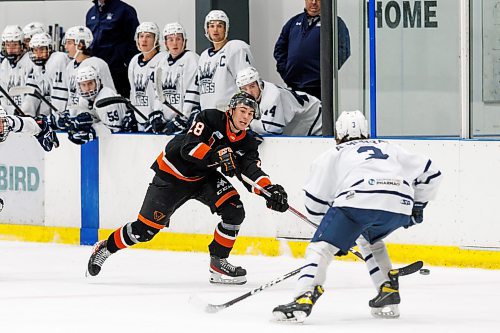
239 174 365 261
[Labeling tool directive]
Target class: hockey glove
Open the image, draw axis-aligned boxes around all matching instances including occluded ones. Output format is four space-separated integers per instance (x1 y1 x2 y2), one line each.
211 146 238 177
164 115 188 135
146 110 167 134
70 112 94 132
68 127 96 145
35 115 59 151
121 109 138 132
405 202 427 228
263 184 289 212
56 110 72 131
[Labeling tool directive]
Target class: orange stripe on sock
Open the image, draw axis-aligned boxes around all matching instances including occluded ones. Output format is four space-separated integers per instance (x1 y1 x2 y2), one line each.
213 229 236 248
113 228 127 249
138 214 165 230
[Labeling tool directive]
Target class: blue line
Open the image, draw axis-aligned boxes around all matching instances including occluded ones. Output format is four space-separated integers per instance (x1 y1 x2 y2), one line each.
80 139 99 245
369 0 377 138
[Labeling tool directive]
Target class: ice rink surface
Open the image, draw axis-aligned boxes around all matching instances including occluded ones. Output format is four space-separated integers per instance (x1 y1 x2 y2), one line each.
1 241 499 333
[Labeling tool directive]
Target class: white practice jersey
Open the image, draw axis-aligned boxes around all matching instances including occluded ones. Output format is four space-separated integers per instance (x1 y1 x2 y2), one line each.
65 56 116 107
21 52 69 117
6 114 41 136
250 81 322 136
154 50 200 120
76 86 127 133
198 40 254 110
304 139 442 224
128 51 165 123
0 53 35 114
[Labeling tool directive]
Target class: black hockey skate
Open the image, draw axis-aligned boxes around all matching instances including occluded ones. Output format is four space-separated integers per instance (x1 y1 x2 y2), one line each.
273 285 324 323
86 240 111 277
209 256 247 285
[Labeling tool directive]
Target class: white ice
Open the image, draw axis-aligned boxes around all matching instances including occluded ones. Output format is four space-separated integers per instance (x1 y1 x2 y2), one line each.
0 241 499 333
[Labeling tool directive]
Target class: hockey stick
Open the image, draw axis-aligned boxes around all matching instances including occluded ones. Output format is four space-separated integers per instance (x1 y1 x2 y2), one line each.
95 96 148 121
0 84 27 116
240 174 365 261
10 86 59 116
193 263 310 314
154 67 188 120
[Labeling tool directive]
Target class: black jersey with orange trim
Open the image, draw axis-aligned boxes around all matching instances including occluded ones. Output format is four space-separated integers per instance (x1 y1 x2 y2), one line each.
151 109 271 188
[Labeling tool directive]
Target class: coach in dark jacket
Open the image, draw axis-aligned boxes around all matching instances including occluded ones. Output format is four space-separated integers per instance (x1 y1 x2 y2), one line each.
86 0 139 98
274 0 350 100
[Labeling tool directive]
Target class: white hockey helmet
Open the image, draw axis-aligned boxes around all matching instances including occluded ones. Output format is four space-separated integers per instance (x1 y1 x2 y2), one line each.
76 65 101 100
64 26 93 49
236 67 263 89
22 22 46 40
0 105 10 143
135 21 160 52
1 25 25 60
29 32 53 66
204 10 229 41
335 110 369 142
163 22 186 39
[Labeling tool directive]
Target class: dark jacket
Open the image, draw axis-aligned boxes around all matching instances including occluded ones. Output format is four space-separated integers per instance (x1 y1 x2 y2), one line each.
274 10 350 90
86 0 139 72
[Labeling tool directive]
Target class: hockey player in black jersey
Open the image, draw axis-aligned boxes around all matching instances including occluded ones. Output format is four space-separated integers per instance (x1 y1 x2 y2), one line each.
87 91 289 284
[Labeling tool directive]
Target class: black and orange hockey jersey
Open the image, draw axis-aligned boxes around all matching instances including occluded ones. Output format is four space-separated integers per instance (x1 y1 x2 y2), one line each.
151 108 272 191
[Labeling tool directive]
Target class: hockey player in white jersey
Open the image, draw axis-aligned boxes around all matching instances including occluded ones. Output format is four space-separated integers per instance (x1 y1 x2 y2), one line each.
63 66 128 145
22 22 45 49
198 10 254 110
63 26 115 107
273 110 442 322
21 32 69 117
0 105 58 151
128 22 165 132
0 25 35 114
236 67 322 136
150 22 200 134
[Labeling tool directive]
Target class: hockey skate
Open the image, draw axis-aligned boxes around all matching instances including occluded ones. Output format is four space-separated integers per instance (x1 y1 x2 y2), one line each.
86 240 111 277
272 285 324 323
369 269 400 318
209 256 247 285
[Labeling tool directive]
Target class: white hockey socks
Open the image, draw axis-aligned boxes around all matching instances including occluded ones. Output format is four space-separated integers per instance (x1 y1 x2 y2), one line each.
357 236 392 290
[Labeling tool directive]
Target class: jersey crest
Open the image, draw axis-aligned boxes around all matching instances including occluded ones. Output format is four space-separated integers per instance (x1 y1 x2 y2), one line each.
198 62 218 94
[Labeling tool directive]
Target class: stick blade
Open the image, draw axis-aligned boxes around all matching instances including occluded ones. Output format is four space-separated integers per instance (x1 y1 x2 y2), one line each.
396 260 424 277
9 86 36 96
188 295 225 314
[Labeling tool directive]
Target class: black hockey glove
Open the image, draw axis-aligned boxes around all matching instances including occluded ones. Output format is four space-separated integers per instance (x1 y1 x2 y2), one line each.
121 109 138 132
405 202 427 228
263 184 289 212
164 115 188 135
68 127 96 145
146 110 167 134
70 112 94 132
211 146 238 177
56 110 72 131
35 115 59 152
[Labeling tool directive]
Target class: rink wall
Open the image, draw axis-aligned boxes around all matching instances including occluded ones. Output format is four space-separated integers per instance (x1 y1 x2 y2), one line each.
1 133 500 269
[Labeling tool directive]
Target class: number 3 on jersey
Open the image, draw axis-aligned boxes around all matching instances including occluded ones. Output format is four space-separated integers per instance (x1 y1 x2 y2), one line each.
188 122 205 136
357 146 389 160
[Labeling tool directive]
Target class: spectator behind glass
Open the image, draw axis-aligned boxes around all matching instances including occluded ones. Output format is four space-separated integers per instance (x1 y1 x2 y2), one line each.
86 0 139 98
273 0 350 100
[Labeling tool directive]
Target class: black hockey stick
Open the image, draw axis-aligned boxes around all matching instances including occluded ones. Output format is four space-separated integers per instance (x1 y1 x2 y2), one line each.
240 174 365 261
193 263 309 313
95 96 148 121
0 84 27 116
154 67 188 120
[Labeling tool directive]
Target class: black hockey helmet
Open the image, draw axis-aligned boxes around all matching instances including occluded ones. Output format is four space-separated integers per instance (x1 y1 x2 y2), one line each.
228 91 260 120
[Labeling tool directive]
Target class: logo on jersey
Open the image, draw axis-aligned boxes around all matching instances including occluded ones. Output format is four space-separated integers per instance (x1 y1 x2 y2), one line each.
134 73 150 106
69 75 79 104
198 62 218 94
400 199 411 206
7 74 24 106
153 210 166 221
368 178 401 186
217 178 227 189
161 72 181 105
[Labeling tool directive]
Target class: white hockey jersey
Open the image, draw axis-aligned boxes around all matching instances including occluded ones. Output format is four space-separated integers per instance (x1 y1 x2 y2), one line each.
250 81 322 136
128 51 165 123
21 52 70 117
0 53 35 114
198 40 254 110
6 114 41 136
154 50 200 120
303 139 442 224
65 56 116 107
76 86 127 134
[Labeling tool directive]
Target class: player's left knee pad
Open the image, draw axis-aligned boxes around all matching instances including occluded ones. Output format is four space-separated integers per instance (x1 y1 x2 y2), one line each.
217 197 245 231
307 241 340 261
126 220 160 243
